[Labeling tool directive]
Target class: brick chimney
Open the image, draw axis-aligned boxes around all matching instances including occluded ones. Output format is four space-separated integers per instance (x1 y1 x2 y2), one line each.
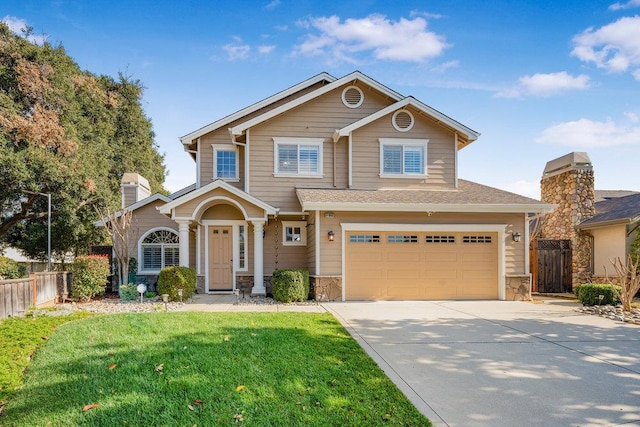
539 152 595 286
120 173 151 208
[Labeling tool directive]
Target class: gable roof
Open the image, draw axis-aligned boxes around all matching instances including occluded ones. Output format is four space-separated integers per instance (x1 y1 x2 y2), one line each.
229 71 404 137
332 96 480 147
158 179 277 216
578 193 640 229
296 179 554 213
594 190 640 203
180 72 336 146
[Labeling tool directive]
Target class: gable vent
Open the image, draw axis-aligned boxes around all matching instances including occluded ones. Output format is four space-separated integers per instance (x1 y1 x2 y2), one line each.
342 86 364 108
392 109 414 132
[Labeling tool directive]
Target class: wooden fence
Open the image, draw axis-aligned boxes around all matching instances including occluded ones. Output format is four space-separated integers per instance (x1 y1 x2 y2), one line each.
0 271 69 319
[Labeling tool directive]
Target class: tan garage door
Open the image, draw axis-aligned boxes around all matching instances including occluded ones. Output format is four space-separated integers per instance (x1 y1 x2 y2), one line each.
345 231 498 300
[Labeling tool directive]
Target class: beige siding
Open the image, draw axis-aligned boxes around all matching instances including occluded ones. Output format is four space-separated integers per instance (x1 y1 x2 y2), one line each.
592 225 627 275
174 188 265 219
198 132 245 191
351 105 456 189
195 81 330 187
262 217 308 273
315 211 526 276
126 200 179 267
247 84 393 211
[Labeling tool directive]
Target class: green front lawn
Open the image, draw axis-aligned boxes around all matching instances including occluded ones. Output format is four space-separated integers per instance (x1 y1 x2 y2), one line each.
1 312 430 426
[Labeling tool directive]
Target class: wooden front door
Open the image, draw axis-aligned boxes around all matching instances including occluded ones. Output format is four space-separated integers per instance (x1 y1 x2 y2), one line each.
210 226 233 291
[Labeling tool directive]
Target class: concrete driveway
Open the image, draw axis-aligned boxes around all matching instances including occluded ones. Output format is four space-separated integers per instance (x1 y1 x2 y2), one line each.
324 300 640 427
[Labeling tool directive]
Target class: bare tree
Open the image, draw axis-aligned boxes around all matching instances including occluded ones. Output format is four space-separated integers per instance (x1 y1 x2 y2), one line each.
96 207 133 288
605 255 640 312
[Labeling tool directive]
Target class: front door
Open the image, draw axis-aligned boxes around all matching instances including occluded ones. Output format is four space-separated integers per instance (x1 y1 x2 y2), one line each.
210 226 233 291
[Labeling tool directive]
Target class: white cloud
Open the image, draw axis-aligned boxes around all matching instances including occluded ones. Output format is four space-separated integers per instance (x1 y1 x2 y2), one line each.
536 117 640 147
625 111 639 122
222 40 251 61
265 0 280 10
608 0 640 10
1 15 47 45
258 45 275 54
294 14 450 63
496 72 590 98
571 16 640 79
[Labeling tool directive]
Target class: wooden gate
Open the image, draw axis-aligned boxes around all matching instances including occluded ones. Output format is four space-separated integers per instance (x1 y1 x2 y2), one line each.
531 239 572 293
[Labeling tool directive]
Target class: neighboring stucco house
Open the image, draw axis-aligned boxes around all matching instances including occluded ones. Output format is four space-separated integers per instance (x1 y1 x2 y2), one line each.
118 71 554 301
536 151 639 289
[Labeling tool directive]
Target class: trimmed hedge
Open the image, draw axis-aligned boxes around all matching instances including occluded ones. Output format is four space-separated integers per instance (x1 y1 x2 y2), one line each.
575 283 622 306
157 266 196 302
69 255 110 301
271 269 310 303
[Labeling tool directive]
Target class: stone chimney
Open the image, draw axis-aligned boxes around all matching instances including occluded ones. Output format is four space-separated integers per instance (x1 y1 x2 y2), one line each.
539 152 595 286
121 173 151 208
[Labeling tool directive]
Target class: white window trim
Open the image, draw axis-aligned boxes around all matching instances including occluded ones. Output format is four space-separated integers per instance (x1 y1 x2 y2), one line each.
379 138 429 178
282 221 307 246
212 144 239 182
137 227 180 275
273 137 324 178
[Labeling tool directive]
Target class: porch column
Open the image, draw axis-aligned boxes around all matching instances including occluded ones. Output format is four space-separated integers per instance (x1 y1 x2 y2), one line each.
252 220 266 295
177 221 190 267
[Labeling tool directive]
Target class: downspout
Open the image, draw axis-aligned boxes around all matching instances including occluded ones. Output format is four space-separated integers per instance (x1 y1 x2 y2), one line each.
454 132 459 189
333 139 337 187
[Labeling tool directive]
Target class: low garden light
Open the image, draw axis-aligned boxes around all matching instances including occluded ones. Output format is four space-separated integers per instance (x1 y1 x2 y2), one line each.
328 230 335 242
178 288 183 302
136 283 147 303
161 293 169 311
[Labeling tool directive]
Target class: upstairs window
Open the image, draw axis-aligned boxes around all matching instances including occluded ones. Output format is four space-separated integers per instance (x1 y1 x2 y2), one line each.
140 229 179 272
379 138 428 178
212 144 238 180
273 137 323 177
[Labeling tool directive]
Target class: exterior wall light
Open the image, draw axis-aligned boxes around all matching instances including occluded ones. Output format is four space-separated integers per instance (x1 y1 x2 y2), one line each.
512 232 522 242
328 230 335 242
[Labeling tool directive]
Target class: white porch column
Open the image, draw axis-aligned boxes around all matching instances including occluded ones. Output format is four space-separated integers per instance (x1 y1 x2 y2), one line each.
177 221 190 267
252 221 266 295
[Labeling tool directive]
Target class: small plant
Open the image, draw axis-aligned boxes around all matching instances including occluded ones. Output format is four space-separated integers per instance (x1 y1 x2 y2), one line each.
119 283 139 301
0 256 27 279
144 291 157 299
271 269 310 303
69 255 110 301
575 283 621 306
157 266 196 302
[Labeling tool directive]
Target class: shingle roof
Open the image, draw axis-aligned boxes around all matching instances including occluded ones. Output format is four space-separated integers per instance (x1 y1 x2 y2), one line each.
578 193 640 228
594 190 640 203
296 179 553 213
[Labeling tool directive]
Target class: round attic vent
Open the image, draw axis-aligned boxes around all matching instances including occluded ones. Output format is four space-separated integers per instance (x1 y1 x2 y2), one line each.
392 109 414 132
342 86 364 108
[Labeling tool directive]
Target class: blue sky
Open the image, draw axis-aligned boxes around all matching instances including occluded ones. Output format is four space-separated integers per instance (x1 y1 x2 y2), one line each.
3 0 640 198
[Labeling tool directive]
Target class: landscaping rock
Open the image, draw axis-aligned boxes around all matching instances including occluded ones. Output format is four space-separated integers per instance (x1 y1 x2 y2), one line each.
577 304 640 325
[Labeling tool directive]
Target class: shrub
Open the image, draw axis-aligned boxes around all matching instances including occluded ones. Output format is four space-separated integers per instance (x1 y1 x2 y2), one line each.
119 283 139 301
271 269 310 303
69 255 110 301
575 283 622 306
0 256 26 279
157 266 196 302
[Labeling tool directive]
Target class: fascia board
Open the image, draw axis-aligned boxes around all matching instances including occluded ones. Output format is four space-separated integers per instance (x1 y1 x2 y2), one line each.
230 71 404 136
159 180 277 215
299 202 556 214
180 72 337 145
576 218 634 230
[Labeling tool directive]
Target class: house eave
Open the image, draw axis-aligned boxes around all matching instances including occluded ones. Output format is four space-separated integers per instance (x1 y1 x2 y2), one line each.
576 217 637 230
299 202 555 214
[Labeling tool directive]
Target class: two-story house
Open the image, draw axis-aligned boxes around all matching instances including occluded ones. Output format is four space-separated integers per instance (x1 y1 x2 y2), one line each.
120 71 553 301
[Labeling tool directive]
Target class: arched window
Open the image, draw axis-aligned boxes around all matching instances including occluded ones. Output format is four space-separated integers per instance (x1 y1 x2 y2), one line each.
140 229 179 272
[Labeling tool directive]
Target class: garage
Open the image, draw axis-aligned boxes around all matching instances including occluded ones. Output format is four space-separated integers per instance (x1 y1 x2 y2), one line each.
345 231 499 300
